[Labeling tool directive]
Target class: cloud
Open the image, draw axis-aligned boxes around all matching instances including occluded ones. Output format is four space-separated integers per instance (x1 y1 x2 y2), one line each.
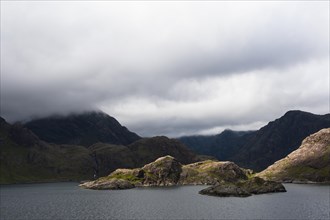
1 1 329 137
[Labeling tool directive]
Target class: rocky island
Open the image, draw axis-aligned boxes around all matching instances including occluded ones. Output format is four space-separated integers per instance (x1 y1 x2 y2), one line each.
80 155 286 197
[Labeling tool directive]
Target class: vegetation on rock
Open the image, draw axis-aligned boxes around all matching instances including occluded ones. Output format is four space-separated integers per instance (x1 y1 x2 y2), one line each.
258 128 330 183
80 156 286 197
199 177 286 197
179 160 248 185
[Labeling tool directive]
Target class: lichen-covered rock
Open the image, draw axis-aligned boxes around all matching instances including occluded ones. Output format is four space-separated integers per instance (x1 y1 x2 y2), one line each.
179 160 248 185
79 178 135 190
199 177 286 197
142 156 182 186
108 168 144 185
258 128 330 183
199 184 251 197
240 177 286 194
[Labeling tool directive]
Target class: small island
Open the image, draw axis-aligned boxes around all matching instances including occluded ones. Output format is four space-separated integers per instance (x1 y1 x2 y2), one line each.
80 155 286 197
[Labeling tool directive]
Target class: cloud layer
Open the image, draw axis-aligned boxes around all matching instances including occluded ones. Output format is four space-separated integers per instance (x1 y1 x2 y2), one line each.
1 1 329 137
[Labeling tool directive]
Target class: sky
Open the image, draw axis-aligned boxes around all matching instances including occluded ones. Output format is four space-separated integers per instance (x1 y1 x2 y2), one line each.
1 1 329 137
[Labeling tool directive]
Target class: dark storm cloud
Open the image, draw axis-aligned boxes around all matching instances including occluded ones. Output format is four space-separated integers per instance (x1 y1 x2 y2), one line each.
1 1 329 136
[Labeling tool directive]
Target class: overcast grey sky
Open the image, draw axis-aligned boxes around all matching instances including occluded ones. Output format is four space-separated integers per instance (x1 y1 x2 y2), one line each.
1 1 329 137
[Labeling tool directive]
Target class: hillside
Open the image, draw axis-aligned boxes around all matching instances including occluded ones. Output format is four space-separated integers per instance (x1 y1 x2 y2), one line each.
1 117 199 183
231 110 330 171
25 111 141 146
89 136 198 177
180 110 330 171
258 128 330 183
179 130 255 160
0 117 94 184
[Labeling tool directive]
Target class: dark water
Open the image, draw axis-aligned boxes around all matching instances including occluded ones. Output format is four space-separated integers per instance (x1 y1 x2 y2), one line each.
0 183 329 220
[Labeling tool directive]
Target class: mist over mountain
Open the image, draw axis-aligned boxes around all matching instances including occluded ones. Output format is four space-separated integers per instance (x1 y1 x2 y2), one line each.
0 115 198 183
25 111 141 147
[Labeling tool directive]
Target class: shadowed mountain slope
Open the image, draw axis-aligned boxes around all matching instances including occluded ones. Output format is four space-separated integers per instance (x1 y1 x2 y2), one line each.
25 111 141 147
1 117 198 183
180 110 330 171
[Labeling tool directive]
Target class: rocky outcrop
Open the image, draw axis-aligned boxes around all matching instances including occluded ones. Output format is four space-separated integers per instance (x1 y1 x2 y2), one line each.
80 156 184 189
179 160 248 185
258 128 330 183
80 157 286 197
199 177 286 197
80 156 286 197
80 178 135 190
142 156 182 186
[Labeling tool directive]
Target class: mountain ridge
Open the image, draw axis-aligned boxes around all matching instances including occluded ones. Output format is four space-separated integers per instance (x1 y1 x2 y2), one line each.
25 111 141 147
179 110 330 171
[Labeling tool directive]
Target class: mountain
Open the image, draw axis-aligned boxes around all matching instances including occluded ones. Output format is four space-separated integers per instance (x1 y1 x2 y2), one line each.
25 111 141 147
179 130 255 160
89 136 198 177
258 128 330 183
231 110 330 171
1 117 199 183
0 117 94 184
179 110 330 171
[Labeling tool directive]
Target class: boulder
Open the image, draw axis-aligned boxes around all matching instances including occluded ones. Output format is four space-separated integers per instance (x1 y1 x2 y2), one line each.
179 160 248 185
142 156 182 186
79 178 135 190
199 177 286 197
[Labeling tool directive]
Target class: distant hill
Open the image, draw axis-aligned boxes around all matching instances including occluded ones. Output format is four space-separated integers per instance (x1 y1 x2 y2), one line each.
179 130 255 160
1 117 198 183
231 110 330 171
89 136 198 177
25 111 141 146
179 110 330 171
258 128 330 183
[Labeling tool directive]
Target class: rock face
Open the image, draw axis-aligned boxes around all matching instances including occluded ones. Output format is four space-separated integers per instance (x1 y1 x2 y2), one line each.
258 128 330 183
25 111 141 146
142 156 182 186
199 177 286 197
180 110 330 171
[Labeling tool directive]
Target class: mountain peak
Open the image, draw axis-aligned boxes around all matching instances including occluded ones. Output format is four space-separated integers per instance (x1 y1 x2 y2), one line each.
25 111 141 146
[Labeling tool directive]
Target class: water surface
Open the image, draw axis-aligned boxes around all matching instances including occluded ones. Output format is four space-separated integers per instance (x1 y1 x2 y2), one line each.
1 183 329 219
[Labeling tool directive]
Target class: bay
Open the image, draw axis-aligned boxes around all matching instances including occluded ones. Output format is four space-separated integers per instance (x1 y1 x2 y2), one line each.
0 183 329 219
